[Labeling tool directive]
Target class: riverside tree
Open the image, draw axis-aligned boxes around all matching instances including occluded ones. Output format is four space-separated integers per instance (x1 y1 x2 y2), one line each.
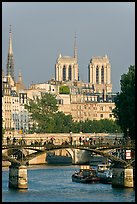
112 65 135 140
25 92 73 133
25 92 58 132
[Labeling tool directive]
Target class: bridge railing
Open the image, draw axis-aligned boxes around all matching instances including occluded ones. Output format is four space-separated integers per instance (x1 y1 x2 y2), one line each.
2 137 135 149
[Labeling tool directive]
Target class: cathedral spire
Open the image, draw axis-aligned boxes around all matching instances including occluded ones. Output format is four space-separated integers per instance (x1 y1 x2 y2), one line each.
7 25 15 81
18 70 22 82
74 32 77 61
8 25 13 55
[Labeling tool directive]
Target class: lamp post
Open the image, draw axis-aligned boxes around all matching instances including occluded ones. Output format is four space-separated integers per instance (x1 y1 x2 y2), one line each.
127 128 131 145
69 132 72 145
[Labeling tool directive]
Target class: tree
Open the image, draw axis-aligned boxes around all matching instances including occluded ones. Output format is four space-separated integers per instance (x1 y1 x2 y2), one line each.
53 112 73 133
2 118 5 143
25 92 58 132
59 85 70 94
112 65 135 140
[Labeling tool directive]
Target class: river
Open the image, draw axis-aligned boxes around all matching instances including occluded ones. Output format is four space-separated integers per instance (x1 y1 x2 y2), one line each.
2 165 135 202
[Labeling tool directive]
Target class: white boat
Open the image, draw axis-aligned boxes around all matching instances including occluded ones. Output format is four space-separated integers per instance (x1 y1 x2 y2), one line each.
96 164 112 184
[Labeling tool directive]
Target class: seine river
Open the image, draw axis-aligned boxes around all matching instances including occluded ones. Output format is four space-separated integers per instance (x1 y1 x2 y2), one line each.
2 165 135 202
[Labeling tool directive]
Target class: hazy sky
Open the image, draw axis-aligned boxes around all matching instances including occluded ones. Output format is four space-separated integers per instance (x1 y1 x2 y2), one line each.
2 2 135 92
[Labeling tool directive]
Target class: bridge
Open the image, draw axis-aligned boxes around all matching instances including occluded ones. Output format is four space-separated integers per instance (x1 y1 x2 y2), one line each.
2 141 135 189
2 142 135 166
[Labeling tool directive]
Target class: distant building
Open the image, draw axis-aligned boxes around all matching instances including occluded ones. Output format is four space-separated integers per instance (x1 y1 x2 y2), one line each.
2 77 12 130
55 34 79 82
15 71 26 94
2 28 117 132
88 55 112 94
2 26 28 132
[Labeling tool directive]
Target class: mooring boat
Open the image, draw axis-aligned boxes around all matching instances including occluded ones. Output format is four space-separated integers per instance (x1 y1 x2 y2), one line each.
46 152 72 165
72 165 100 183
96 164 112 184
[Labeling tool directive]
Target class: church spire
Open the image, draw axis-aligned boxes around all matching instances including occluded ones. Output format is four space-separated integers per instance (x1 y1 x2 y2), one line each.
18 70 22 82
8 25 13 55
74 32 77 61
7 25 15 82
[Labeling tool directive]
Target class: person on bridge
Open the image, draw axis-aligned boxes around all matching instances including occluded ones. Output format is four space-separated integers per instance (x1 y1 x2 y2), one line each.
6 136 10 145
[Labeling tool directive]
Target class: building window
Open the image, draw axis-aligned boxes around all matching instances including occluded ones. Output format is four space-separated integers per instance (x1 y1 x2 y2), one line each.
68 65 72 80
109 114 112 118
96 66 99 84
100 107 103 111
100 114 103 118
101 66 104 83
63 65 66 81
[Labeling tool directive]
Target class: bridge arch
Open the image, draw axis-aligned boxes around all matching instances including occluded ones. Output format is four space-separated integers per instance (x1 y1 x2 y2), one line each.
2 144 135 167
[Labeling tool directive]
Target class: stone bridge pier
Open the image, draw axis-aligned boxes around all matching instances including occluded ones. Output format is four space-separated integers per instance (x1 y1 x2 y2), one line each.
9 162 28 189
112 163 134 188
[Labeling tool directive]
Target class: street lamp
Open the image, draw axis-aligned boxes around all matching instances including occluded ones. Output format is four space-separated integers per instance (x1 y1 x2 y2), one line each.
127 128 129 137
69 132 72 145
127 128 130 145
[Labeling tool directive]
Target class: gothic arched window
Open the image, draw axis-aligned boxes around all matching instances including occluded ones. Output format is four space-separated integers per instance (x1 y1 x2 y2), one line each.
63 65 66 81
96 65 99 84
101 65 104 83
68 65 72 80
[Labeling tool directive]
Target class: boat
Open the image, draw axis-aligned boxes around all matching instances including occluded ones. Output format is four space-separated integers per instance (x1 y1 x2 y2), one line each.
46 152 72 165
96 164 112 184
72 165 100 183
89 155 107 166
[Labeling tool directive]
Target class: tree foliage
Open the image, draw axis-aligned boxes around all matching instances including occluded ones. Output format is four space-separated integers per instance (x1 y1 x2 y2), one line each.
112 65 135 139
53 112 73 133
71 119 122 133
2 118 5 142
59 85 70 94
25 92 58 132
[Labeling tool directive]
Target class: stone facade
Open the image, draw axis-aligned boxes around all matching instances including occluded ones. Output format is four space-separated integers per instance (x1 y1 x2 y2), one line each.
55 54 79 82
88 55 112 93
58 93 115 121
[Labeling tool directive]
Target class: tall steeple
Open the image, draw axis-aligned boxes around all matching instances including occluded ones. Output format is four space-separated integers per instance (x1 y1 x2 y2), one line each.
6 25 15 81
18 70 22 82
74 32 77 61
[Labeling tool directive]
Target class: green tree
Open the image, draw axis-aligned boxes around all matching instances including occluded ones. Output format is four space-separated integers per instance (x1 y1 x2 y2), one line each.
2 118 5 143
25 92 58 132
53 112 73 133
112 65 135 139
80 119 121 133
59 85 70 94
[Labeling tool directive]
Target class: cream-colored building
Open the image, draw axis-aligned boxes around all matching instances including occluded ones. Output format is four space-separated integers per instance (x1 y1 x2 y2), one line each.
57 93 115 122
2 26 27 131
88 55 112 93
2 77 12 130
55 54 79 82
55 35 79 82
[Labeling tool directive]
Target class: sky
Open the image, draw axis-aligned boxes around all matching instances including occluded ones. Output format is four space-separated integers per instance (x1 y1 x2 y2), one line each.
2 2 135 93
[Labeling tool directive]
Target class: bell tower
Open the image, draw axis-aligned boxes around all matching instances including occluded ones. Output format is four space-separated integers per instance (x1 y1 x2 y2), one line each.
55 34 79 82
